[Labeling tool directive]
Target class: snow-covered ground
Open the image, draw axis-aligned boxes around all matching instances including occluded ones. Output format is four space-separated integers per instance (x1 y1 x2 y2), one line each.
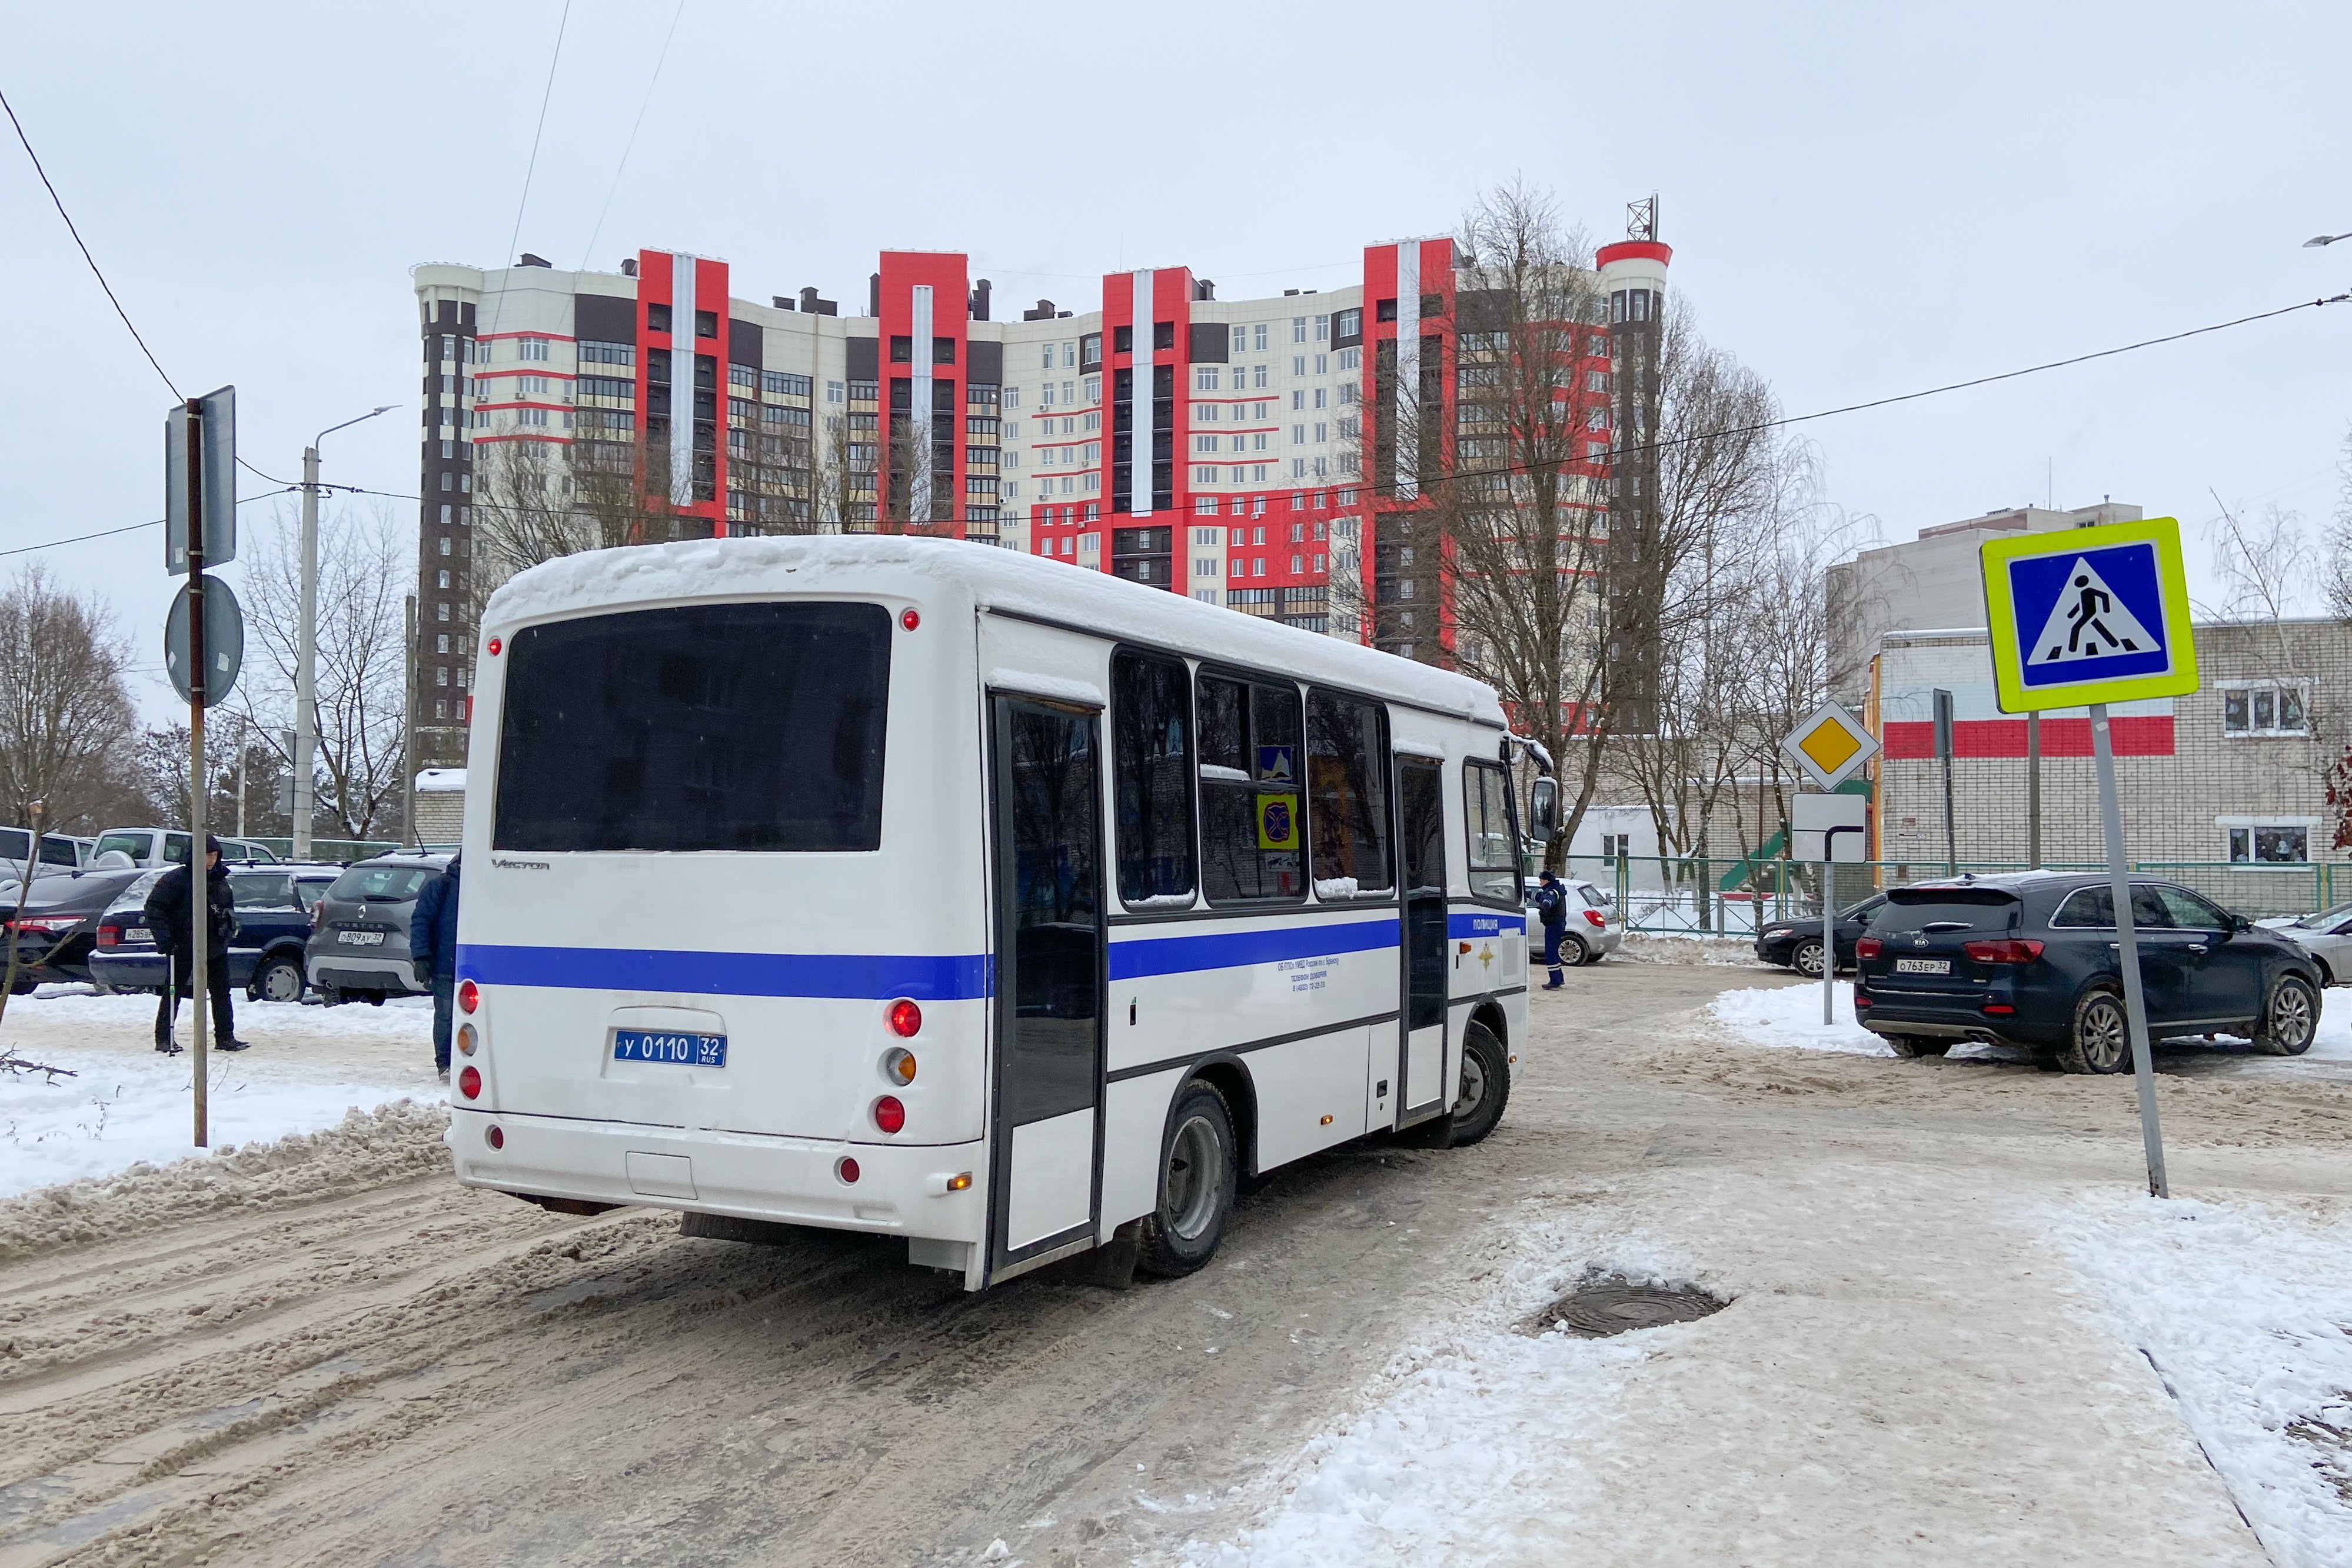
0 986 443 1198
1707 978 2352 1065
2058 1193 2352 1568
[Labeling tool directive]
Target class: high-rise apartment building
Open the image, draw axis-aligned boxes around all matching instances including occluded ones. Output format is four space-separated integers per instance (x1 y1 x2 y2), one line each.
409 228 1662 769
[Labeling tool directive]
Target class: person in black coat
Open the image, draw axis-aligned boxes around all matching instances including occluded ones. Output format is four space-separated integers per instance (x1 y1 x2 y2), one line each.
409 855 461 1081
1533 870 1569 991
145 835 244 1054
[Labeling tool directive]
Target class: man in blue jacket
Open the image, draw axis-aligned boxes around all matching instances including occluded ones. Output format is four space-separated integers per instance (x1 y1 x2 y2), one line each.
1533 870 1569 990
410 855 461 1081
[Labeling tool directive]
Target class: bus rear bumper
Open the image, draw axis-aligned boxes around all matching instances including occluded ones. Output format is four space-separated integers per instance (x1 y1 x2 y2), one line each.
445 1107 985 1243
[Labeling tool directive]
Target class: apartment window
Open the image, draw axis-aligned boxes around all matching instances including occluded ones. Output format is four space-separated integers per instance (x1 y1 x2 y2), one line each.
1339 346 1360 371
1313 387 1326 410
1253 323 1269 351
695 309 718 338
1252 526 1265 544
1292 459 1306 478
1290 555 1303 573
1042 344 1056 369
1293 390 1305 411
437 602 450 622
1196 403 1220 422
1194 465 1219 483
1195 435 1219 454
440 504 452 525
1253 365 1268 390
517 337 550 362
1230 435 1246 453
1063 342 1077 368
1230 559 1245 578
1313 553 1326 572
1293 356 1307 377
1195 557 1217 577
1290 522 1305 542
1196 366 1221 391
1196 498 1217 516
890 335 913 363
2229 824 2310 864
1084 375 1100 401
1232 325 1247 354
1252 433 1269 451
1314 422 1328 443
2222 683 2308 736
1252 559 1266 577
1315 314 1328 341
438 536 452 556
437 570 451 588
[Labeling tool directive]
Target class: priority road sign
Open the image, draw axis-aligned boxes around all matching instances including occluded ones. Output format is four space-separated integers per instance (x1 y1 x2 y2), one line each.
1981 517 2197 713
1779 701 1879 793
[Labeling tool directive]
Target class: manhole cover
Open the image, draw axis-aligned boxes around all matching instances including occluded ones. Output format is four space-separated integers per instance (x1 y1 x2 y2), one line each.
1524 1276 1726 1338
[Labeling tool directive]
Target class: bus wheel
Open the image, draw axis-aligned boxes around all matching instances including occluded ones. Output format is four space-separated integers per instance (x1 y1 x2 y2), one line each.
1447 1021 1512 1147
1137 1080 1237 1279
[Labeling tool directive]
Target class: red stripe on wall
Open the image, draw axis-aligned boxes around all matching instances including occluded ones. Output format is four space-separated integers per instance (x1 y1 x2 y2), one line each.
1881 717 2174 760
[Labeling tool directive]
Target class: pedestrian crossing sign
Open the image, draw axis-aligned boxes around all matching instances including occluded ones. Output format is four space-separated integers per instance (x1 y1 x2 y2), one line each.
1981 517 2198 713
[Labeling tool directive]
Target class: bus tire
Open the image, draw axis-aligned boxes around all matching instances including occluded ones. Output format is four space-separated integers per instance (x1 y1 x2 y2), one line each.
1137 1080 1237 1279
1446 1020 1511 1147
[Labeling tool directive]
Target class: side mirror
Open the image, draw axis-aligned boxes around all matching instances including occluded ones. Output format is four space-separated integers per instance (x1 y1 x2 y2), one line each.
1528 778 1559 845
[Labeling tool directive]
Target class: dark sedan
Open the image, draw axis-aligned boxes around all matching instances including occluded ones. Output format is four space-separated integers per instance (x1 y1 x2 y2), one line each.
1756 893 1887 977
1853 873 2321 1073
89 866 341 1003
1 867 149 990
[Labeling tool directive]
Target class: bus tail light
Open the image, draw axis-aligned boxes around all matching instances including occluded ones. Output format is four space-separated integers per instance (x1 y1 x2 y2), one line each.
873 1096 906 1134
458 1066 481 1099
457 1023 478 1057
884 1048 916 1085
836 1156 861 1184
458 980 480 1014
888 998 921 1037
900 608 920 631
486 1124 505 1149
1963 939 2045 965
1856 938 1882 961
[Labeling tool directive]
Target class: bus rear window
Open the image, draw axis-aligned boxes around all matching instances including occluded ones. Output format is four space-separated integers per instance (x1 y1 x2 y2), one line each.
494 601 891 854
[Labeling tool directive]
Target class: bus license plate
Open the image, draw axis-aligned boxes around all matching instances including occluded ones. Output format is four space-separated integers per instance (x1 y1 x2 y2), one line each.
1894 957 1951 975
613 1029 728 1067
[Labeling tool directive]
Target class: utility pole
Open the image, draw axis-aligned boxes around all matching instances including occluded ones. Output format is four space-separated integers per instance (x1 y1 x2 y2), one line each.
185 398 211 1147
403 592 418 848
294 406 394 863
294 442 318 860
236 716 248 838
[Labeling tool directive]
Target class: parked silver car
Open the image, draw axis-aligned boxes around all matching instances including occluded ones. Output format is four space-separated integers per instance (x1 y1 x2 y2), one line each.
2258 901 2352 987
305 853 450 1004
1525 876 1623 965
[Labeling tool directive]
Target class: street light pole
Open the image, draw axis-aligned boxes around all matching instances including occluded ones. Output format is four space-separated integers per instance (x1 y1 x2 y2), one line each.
294 406 392 861
2303 231 2352 248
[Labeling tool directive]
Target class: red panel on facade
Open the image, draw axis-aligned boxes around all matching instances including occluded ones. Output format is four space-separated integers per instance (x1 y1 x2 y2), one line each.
1881 717 2175 760
877 252 972 538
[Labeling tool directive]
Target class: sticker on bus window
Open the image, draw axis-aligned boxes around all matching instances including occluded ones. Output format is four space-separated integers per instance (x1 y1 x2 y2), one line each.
1256 744 1295 784
1257 792 1300 850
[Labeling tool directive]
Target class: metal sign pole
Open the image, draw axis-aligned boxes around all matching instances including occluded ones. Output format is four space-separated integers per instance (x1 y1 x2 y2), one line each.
2091 701 2165 1197
184 398 209 1148
1822 854 1835 1025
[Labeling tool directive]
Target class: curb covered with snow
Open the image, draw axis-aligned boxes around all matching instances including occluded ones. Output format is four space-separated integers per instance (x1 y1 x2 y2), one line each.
2057 1192 2352 1568
1706 980 1895 1057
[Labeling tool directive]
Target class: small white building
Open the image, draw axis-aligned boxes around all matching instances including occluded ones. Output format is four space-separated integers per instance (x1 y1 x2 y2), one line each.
413 768 465 848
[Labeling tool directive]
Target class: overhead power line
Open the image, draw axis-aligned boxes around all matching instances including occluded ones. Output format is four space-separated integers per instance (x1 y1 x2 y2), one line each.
482 1 573 341
0 488 290 562
578 0 686 273
1 86 181 401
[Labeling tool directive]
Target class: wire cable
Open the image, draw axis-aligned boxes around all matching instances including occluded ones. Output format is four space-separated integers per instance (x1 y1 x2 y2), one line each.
0 488 291 562
482 1 573 343
578 0 684 273
1 86 181 401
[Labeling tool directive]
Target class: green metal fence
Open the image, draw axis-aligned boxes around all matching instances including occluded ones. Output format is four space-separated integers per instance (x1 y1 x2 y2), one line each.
246 837 404 865
1560 856 2350 937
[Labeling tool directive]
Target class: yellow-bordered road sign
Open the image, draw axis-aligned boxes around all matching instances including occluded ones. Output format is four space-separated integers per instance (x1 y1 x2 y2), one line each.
1779 701 1879 792
1981 517 2198 713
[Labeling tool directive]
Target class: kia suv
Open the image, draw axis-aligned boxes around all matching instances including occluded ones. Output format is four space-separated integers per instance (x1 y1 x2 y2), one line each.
1853 873 2321 1073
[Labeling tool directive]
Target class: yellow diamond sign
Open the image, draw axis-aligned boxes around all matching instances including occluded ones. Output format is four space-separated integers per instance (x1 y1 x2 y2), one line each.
1779 701 1879 792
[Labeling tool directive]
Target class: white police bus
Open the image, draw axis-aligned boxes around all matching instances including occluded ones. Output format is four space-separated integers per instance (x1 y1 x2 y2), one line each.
448 535 1529 1290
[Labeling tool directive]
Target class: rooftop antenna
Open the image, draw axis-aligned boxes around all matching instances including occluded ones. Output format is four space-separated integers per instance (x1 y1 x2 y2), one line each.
1626 193 1658 242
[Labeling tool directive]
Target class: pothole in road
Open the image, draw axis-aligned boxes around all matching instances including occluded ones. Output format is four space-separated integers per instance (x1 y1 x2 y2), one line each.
1522 1276 1726 1338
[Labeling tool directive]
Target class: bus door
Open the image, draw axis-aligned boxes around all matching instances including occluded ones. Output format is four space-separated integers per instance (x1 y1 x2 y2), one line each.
1396 756 1449 1118
986 697 1106 1280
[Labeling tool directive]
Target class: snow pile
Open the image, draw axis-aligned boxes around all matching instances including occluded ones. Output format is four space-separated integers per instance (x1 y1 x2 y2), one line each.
1706 981 1895 1057
1183 1216 1698 1566
2057 1193 2352 1568
1 989 440 1200
0 1099 451 1261
2305 1001 2352 1061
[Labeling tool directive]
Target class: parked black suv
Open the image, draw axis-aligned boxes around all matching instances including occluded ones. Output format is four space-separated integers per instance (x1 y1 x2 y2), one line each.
1757 893 1887 977
1854 873 2322 1073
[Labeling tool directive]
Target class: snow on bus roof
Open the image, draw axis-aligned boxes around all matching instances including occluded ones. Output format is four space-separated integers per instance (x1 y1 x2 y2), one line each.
483 535 1508 725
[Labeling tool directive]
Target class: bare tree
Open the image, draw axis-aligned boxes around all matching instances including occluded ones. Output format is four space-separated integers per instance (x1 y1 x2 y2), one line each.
472 434 677 594
0 567 142 832
232 504 410 840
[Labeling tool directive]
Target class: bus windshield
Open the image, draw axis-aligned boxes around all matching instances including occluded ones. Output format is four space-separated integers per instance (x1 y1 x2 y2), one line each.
493 601 892 854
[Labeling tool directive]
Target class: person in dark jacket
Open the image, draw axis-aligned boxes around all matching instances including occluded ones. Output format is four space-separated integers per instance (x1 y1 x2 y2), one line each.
410 855 461 1081
1533 870 1568 990
145 836 244 1053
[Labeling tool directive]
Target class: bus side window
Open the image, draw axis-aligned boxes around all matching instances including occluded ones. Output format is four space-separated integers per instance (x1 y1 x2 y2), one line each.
1112 650 1197 907
1305 690 1392 899
1198 673 1305 904
1463 760 1518 903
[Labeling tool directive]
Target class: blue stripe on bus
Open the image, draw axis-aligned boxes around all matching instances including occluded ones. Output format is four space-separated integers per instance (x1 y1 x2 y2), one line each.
1107 918 1399 981
1449 911 1526 938
456 944 992 1001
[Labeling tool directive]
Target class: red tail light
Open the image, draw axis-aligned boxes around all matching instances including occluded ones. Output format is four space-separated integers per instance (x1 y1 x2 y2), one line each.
486 1124 505 1149
888 998 922 1037
1582 908 1606 929
873 1096 906 1134
836 1156 861 1184
1856 937 1882 961
1963 939 2045 965
1982 1003 2015 1014
458 979 479 1014
900 607 921 631
96 925 120 948
458 1066 481 1099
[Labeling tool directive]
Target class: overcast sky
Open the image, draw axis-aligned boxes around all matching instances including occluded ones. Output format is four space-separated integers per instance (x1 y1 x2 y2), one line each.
5 0 2349 722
